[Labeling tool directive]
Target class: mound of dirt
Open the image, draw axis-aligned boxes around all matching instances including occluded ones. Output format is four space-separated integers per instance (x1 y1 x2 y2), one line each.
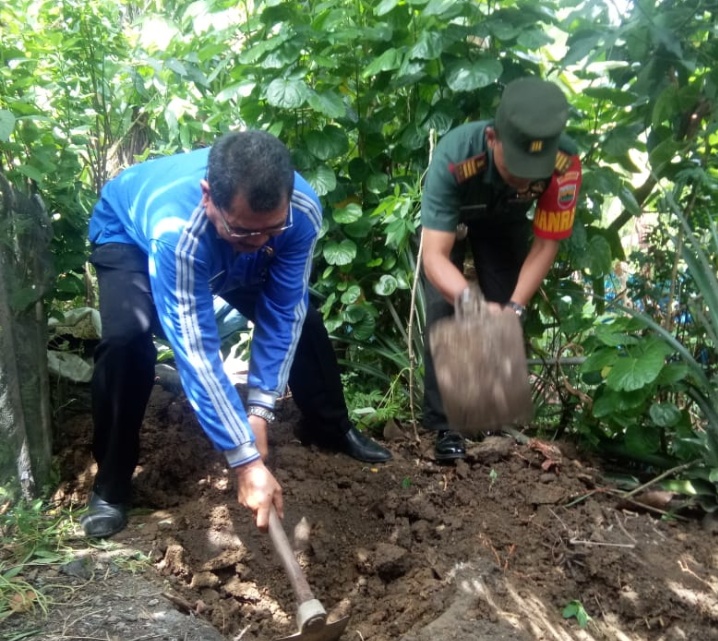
5 382 718 641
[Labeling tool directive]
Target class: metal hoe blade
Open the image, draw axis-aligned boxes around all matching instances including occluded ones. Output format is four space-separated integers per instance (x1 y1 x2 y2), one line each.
274 615 350 641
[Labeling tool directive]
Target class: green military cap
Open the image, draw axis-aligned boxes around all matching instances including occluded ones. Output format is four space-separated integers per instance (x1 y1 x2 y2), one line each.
494 77 569 179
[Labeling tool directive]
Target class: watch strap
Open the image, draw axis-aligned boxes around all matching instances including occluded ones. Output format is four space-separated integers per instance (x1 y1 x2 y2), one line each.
506 300 526 319
247 405 276 423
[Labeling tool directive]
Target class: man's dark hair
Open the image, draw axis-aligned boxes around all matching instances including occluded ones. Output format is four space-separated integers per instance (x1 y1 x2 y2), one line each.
207 130 294 213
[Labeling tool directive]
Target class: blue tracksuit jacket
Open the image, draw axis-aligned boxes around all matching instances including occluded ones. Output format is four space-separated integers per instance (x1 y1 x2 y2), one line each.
88 147 322 467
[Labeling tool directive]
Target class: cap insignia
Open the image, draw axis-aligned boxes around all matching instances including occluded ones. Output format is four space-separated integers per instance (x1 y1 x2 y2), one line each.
529 140 543 153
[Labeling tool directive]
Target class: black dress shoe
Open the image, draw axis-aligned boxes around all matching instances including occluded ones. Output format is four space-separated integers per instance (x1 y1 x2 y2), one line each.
80 493 128 539
434 430 466 462
340 426 392 463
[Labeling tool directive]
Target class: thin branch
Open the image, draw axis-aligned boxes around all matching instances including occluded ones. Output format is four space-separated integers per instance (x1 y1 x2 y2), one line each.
622 461 697 499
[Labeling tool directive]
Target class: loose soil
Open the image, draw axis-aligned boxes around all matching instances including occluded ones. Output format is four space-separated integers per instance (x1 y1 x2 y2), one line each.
5 381 718 641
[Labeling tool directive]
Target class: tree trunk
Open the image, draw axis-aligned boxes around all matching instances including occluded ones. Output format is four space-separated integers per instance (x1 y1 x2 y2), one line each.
0 174 54 499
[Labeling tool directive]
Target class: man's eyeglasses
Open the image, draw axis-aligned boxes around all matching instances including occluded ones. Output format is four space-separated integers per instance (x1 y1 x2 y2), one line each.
219 203 293 239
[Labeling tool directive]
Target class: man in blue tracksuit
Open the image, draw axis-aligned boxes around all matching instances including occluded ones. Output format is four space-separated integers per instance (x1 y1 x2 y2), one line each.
81 131 391 539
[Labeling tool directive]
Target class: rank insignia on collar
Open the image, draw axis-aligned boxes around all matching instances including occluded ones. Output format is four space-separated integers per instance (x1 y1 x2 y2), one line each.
449 153 487 184
554 150 572 174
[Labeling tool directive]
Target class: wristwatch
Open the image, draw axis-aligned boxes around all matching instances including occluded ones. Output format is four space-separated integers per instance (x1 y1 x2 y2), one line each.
247 405 276 424
506 300 526 320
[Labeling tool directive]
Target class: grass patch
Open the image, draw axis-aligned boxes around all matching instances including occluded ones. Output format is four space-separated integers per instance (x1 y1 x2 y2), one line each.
0 488 78 623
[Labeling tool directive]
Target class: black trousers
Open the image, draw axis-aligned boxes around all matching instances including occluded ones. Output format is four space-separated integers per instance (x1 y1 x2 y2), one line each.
90 243 351 503
422 220 532 433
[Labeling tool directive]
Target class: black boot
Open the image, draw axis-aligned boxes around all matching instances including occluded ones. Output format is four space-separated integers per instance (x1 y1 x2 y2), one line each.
339 426 392 463
434 430 466 462
297 422 392 463
80 492 128 539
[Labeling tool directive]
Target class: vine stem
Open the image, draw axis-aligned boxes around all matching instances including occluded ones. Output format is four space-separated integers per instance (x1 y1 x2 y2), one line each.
407 129 436 440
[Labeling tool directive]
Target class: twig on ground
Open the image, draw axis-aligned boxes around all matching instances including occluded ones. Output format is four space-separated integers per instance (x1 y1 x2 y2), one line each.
548 507 573 535
651 525 668 540
569 539 635 549
61 609 108 636
678 559 718 595
161 591 196 614
622 461 696 499
593 593 606 620
566 485 689 521
607 489 689 521
564 489 600 507
614 512 637 544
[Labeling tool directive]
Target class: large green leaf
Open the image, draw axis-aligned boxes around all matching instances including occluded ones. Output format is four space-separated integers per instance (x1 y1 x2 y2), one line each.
340 284 362 305
394 59 427 87
306 126 349 160
605 340 673 392
648 138 685 174
304 165 336 196
238 34 289 64
625 423 661 455
655 361 688 385
578 235 612 276
423 0 464 18
363 48 404 77
333 203 363 225
421 108 455 136
563 30 604 66
517 29 554 49
323 239 357 266
593 322 639 347
649 402 682 428
0 109 16 141
399 123 425 150
582 86 636 107
366 173 389 194
445 59 502 92
410 31 443 60
581 348 618 374
592 387 652 418
488 19 520 41
265 78 310 108
306 90 346 118
342 304 376 341
15 164 44 182
603 124 643 158
374 0 399 17
216 81 255 103
344 217 374 239
374 274 398 296
617 185 641 217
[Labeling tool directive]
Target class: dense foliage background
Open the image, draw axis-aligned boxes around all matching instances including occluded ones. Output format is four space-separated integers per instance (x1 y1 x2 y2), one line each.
1 0 717 504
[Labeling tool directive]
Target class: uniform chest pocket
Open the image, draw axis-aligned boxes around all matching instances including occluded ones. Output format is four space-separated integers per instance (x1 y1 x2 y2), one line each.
459 197 532 225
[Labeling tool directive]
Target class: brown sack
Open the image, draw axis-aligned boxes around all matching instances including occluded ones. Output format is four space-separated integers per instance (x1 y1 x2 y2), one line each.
429 285 533 437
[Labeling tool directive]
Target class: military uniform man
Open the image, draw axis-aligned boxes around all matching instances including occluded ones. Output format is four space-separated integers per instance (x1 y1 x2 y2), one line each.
420 77 582 461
